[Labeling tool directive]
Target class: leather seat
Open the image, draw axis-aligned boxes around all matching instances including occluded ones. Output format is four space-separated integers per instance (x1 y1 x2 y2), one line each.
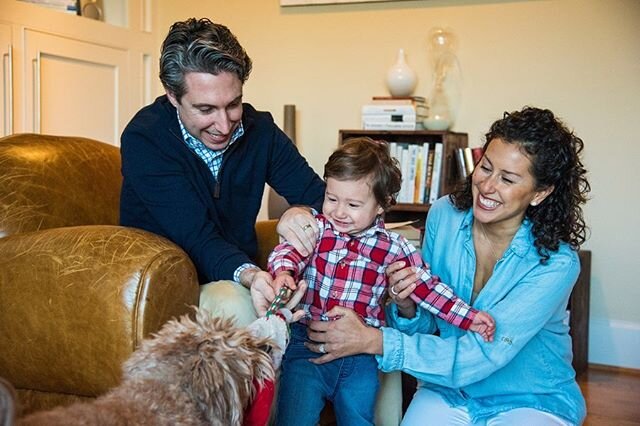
0 133 200 416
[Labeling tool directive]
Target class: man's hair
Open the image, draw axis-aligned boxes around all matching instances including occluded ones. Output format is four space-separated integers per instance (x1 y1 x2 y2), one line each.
159 18 252 102
324 137 402 211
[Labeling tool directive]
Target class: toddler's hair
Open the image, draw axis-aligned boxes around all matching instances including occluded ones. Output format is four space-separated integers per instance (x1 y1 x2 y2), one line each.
324 137 401 210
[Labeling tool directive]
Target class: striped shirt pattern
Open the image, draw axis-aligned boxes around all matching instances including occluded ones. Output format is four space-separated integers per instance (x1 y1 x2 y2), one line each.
176 111 244 179
268 214 478 328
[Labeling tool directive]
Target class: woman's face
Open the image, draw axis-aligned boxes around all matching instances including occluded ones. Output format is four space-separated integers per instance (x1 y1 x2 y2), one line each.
472 138 553 229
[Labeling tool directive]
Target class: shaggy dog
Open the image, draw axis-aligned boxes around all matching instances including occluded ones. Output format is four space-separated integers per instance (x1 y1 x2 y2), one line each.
15 310 279 426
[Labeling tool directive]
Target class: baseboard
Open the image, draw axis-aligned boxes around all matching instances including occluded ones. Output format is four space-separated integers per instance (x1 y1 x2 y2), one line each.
589 317 640 369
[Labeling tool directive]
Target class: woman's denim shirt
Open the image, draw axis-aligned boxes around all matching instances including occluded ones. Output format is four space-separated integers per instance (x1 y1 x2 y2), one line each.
377 197 586 425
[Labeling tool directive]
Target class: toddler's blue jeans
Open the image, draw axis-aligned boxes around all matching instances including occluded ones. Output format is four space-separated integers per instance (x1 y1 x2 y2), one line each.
275 322 380 426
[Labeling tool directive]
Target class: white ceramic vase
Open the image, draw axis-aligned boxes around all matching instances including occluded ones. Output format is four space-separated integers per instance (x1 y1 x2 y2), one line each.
386 48 417 97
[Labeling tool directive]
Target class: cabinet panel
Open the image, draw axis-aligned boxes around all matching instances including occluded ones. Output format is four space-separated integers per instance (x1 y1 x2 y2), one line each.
23 30 129 145
1 23 12 136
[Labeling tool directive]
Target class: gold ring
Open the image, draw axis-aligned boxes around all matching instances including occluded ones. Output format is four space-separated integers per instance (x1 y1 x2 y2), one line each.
302 224 312 231
390 285 399 296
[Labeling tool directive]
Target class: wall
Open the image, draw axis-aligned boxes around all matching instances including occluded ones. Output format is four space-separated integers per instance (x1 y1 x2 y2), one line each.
155 0 640 368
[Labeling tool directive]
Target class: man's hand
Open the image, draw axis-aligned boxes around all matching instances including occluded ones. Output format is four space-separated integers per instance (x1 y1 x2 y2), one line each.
305 306 383 364
247 280 308 370
240 267 276 316
276 206 317 256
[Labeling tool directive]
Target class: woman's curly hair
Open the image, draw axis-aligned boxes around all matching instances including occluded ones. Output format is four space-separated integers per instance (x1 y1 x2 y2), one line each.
450 107 590 262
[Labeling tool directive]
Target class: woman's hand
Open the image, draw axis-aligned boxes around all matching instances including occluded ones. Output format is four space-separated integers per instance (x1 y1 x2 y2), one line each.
304 306 383 364
276 206 318 256
386 260 420 318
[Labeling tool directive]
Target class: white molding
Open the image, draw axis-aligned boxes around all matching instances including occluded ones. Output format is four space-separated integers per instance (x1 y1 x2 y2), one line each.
589 317 640 369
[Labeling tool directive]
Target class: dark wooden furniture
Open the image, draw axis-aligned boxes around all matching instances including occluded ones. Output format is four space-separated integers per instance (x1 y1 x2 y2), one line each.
338 129 468 223
571 250 591 375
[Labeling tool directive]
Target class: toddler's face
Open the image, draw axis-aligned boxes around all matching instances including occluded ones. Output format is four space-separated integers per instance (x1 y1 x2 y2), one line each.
322 177 384 235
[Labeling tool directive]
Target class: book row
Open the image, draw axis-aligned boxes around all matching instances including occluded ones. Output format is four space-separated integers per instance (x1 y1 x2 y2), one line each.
388 141 443 204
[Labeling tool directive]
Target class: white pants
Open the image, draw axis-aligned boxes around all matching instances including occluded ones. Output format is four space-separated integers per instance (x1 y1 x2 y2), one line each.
198 280 258 327
402 387 573 426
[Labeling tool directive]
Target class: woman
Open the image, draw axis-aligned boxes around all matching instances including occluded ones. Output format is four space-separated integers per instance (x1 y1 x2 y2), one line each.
303 106 590 425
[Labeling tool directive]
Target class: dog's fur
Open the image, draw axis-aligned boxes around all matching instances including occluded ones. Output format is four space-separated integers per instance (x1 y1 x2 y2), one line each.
16 311 275 426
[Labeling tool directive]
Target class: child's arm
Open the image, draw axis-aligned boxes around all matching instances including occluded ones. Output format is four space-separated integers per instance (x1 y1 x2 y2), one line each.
268 216 321 290
268 242 308 290
468 311 496 342
395 237 496 342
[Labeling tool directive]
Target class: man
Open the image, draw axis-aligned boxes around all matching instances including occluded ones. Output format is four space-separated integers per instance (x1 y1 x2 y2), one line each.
120 18 324 324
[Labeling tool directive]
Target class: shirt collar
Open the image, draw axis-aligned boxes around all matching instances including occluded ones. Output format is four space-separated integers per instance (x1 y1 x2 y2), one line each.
176 110 244 151
318 212 388 240
460 208 532 258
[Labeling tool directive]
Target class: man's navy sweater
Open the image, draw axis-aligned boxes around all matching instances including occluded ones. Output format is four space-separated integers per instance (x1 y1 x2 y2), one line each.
120 96 325 283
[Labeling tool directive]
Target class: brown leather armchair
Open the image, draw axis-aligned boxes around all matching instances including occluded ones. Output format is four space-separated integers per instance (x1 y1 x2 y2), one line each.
0 134 200 416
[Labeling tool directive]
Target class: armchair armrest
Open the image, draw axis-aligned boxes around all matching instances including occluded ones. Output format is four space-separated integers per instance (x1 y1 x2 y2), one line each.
255 219 279 270
0 225 199 414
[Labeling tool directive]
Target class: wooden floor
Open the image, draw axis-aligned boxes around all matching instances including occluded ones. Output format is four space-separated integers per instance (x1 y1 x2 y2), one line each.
320 364 640 425
579 364 640 425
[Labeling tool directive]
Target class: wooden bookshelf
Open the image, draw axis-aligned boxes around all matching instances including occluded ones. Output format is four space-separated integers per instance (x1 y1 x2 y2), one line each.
338 129 468 224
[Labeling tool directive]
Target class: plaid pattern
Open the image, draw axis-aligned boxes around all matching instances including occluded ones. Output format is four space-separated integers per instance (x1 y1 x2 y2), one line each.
269 214 477 328
177 110 244 179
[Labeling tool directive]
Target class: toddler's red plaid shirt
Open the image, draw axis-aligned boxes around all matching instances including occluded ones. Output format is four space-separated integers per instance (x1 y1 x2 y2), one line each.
268 214 477 329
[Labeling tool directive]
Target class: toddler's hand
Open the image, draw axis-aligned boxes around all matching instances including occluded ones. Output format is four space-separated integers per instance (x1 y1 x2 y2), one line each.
469 311 495 342
273 272 296 293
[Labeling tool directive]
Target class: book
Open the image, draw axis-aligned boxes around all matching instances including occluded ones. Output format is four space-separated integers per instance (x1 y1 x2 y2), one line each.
387 221 423 248
423 147 435 202
363 121 420 131
454 147 468 180
405 144 419 203
428 143 444 203
371 96 427 105
398 144 410 203
418 143 430 203
463 147 475 174
413 146 423 203
361 113 422 123
372 96 426 101
361 104 427 115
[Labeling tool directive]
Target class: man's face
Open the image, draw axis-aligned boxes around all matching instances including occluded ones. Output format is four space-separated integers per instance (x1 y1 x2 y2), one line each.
167 71 243 151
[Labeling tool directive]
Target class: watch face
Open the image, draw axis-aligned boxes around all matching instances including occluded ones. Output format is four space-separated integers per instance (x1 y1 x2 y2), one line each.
81 1 103 20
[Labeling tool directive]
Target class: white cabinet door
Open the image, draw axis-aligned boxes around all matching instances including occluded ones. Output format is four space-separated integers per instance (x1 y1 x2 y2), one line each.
23 29 129 146
0 23 12 137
